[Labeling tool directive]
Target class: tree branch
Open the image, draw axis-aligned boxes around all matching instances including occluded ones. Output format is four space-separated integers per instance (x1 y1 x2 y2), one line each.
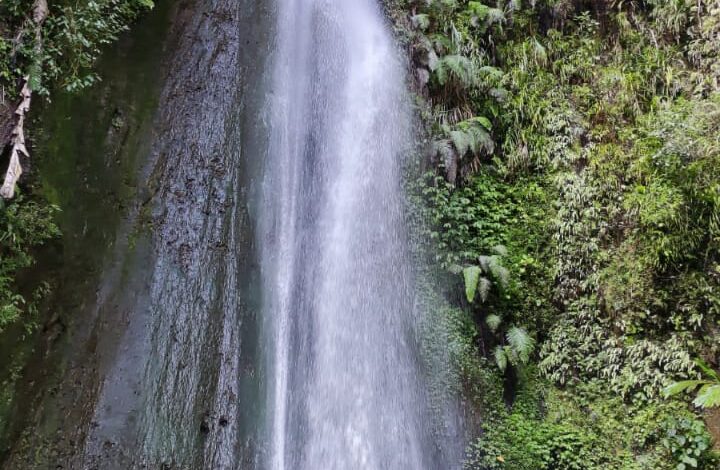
1 0 48 199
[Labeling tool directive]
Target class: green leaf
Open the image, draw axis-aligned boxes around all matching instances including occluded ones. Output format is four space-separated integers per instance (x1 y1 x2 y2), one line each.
411 13 430 30
663 380 707 398
491 244 507 257
463 266 482 303
694 358 720 382
435 54 474 87
494 345 508 372
693 385 720 408
478 277 491 302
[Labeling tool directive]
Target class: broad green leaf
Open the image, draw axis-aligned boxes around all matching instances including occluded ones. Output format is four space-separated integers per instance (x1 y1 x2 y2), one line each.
663 380 707 398
494 345 508 372
507 326 535 363
463 266 482 303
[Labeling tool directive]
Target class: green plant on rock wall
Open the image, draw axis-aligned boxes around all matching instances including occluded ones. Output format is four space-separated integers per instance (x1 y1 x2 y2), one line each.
665 359 720 409
397 0 720 466
0 0 155 96
661 417 719 470
459 245 536 373
0 196 59 332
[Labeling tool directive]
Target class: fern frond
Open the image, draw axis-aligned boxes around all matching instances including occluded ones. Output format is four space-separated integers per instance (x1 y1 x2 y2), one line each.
485 314 502 332
467 124 494 155
694 358 720 381
485 7 506 27
492 244 508 257
467 116 492 130
490 263 510 290
478 255 492 272
435 54 474 87
663 380 707 397
494 345 508 372
449 129 472 156
478 65 504 81
432 138 455 163
507 326 535 364
694 384 720 408
478 276 491 302
411 13 430 30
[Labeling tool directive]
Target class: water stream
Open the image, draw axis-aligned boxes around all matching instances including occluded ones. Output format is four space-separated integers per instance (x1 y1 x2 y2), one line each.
261 0 438 468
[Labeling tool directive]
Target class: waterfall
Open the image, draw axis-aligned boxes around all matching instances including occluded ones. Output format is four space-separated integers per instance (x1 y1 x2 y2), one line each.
260 0 441 468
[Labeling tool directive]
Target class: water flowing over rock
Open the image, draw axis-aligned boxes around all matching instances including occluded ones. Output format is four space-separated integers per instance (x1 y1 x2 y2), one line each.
260 0 444 468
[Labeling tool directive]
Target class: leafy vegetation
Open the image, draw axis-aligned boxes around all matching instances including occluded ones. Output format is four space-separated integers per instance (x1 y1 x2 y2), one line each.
0 0 154 96
665 359 720 409
0 196 58 332
391 0 720 467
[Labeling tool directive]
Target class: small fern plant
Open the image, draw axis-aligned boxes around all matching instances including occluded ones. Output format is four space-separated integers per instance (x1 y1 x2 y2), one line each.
458 246 536 372
491 321 535 373
460 245 509 304
432 115 495 182
664 359 720 409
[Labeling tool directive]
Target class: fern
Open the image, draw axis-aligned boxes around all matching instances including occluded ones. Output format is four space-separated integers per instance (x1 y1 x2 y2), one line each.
448 117 494 159
434 54 475 88
489 263 510 290
411 13 430 30
664 380 707 396
491 244 508 257
467 2 505 32
478 276 491 302
494 345 508 372
694 385 720 408
664 359 720 408
431 138 456 168
507 326 535 364
486 313 502 332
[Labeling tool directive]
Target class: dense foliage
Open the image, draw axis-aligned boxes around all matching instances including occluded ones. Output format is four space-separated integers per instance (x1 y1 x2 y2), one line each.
0 0 154 96
392 0 720 467
0 197 57 332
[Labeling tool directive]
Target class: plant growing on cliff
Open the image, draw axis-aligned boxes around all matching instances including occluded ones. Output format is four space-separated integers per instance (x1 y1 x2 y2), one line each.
0 196 58 331
664 360 720 409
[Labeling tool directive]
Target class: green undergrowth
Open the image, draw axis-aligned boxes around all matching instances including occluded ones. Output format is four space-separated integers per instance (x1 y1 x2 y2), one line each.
1 0 154 97
0 195 58 333
394 0 720 468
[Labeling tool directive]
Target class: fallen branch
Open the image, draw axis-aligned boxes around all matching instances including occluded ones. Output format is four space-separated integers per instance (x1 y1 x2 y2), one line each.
1 0 48 199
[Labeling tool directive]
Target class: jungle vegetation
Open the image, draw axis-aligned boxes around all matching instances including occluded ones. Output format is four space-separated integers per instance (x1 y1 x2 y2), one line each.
388 0 720 468
1 0 719 468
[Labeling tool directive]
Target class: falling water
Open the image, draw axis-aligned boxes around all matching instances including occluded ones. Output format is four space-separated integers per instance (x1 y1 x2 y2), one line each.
260 0 440 468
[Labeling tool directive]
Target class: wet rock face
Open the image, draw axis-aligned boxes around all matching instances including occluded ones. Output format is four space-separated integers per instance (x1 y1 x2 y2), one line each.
3 0 273 468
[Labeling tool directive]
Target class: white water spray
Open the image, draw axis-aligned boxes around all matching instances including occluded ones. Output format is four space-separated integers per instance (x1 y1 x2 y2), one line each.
260 0 440 468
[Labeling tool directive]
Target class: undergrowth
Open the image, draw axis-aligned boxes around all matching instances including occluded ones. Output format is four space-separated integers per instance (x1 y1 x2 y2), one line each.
393 0 720 468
